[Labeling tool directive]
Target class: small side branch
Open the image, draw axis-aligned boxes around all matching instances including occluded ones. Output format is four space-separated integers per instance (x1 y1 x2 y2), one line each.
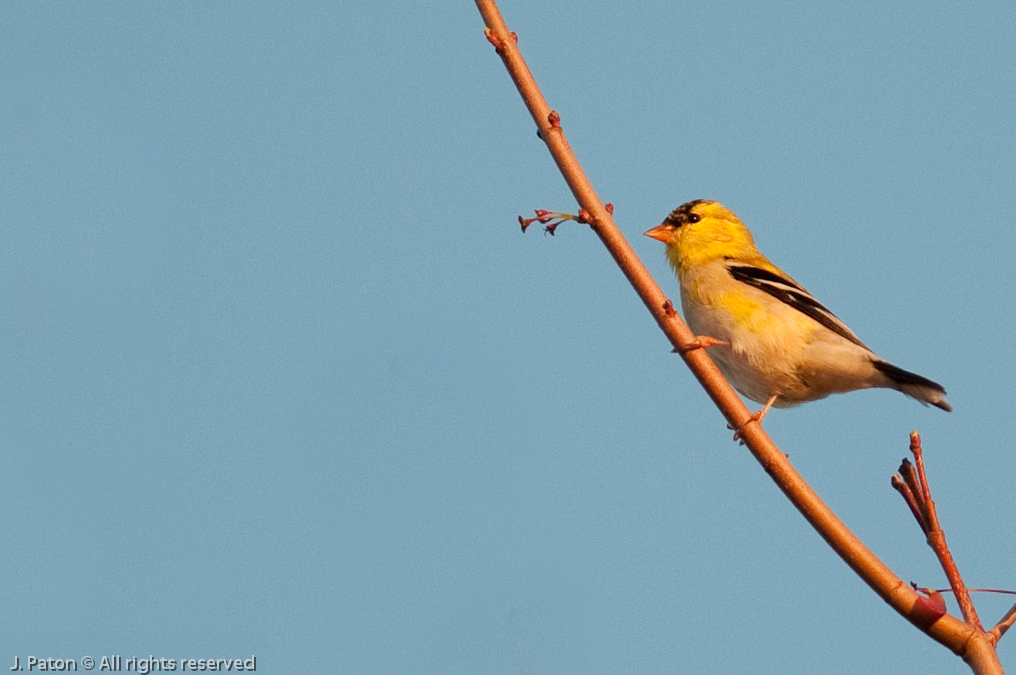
990 602 1016 642
892 432 982 630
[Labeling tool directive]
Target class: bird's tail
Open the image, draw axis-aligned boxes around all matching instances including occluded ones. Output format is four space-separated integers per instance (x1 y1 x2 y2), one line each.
873 360 952 412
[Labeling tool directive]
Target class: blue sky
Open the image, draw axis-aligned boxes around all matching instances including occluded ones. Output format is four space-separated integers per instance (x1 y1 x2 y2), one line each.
1 2 1014 673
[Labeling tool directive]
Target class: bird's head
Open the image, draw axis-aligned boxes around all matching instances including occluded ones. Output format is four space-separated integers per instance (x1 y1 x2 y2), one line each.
645 200 758 273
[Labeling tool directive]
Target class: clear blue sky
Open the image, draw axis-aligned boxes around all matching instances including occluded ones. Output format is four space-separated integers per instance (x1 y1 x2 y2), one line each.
2 2 1014 673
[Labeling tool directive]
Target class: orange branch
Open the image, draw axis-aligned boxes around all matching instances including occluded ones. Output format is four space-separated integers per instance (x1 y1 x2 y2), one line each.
475 0 998 670
895 433 982 629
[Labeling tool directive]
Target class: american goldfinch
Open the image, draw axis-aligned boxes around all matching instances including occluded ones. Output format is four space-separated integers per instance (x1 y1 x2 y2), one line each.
645 200 951 420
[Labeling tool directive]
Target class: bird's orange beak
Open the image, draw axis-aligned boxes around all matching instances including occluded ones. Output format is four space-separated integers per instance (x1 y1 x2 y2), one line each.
644 224 672 243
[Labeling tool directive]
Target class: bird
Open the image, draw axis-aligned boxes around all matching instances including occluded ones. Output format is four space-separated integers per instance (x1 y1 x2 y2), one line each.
644 199 951 423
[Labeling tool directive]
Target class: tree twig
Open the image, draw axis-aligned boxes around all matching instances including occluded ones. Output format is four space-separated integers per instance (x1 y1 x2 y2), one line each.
894 432 982 630
991 602 1016 642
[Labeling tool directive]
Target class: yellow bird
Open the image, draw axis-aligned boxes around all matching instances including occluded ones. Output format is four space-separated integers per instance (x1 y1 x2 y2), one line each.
645 200 951 422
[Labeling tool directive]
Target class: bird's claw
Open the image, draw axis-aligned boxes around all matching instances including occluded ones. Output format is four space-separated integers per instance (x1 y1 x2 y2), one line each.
729 395 778 442
673 336 728 354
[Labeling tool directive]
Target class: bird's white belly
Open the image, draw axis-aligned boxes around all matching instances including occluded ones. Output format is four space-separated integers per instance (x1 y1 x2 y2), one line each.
679 283 843 407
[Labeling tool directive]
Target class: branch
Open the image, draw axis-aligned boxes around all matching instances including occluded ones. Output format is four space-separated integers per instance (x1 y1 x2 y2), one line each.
474 0 995 670
893 432 982 629
991 602 1016 642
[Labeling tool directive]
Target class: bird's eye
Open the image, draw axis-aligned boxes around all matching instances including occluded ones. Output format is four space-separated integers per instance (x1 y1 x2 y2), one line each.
687 213 701 223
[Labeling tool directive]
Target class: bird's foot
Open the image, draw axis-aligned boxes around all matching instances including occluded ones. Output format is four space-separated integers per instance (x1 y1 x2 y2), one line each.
729 394 778 442
673 336 728 354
